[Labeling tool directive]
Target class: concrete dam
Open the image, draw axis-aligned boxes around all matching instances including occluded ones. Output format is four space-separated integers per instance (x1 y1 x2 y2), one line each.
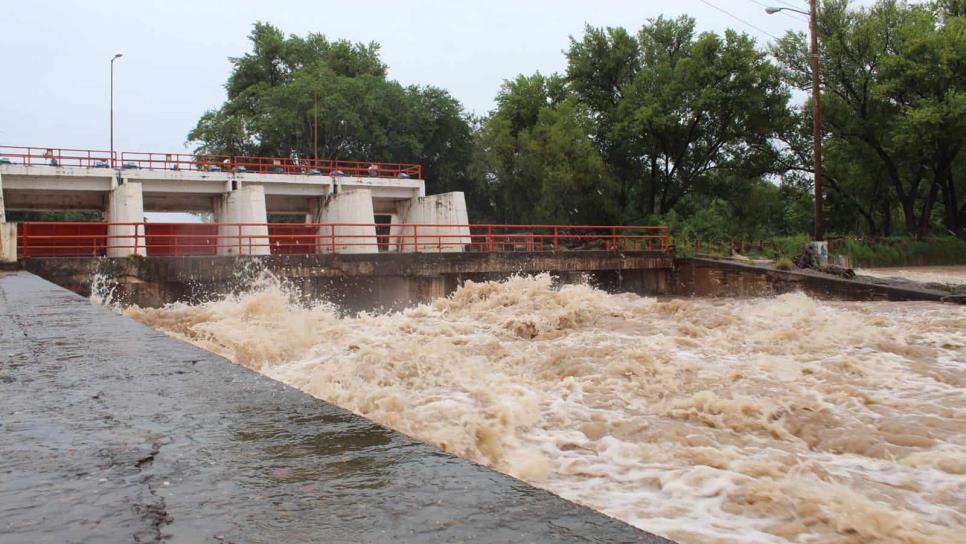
2 147 964 543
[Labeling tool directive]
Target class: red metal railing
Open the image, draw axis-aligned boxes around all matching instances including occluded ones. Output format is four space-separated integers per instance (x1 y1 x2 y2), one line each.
0 145 115 168
0 145 422 178
229 156 422 178
117 152 232 172
16 222 670 258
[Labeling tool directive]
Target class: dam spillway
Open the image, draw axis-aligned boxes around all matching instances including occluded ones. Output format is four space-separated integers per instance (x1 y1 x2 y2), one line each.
0 271 664 543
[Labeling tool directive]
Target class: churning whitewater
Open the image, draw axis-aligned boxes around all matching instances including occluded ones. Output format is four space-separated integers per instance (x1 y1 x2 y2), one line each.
122 275 965 544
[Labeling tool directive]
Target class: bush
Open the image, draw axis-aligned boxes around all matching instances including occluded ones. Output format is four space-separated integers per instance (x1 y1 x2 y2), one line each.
830 236 966 267
775 256 794 270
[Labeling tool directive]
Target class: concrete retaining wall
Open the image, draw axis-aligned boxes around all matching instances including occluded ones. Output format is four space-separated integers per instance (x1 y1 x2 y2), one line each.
23 251 674 310
675 258 962 303
21 253 959 311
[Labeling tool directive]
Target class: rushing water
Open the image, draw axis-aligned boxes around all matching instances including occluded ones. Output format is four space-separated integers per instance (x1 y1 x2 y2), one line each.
859 266 966 287
121 275 965 543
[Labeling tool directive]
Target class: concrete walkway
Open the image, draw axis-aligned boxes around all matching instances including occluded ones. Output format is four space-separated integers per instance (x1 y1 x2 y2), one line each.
0 271 665 543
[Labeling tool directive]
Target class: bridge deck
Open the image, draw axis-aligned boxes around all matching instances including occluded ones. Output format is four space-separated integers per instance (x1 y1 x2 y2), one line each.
0 271 665 543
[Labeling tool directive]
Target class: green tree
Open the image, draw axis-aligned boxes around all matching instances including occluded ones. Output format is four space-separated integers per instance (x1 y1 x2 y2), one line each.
566 25 642 211
479 18 794 234
773 0 965 238
476 74 609 223
614 17 791 217
188 23 483 204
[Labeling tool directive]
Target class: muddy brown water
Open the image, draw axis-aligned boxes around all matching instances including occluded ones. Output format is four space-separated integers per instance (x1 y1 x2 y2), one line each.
120 274 966 544
859 265 966 287
2 271 658 543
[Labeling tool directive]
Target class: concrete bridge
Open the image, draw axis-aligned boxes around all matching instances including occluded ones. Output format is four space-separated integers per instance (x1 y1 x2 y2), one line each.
0 145 470 259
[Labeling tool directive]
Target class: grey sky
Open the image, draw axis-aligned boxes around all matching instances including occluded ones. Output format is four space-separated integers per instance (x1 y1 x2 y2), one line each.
3 0 880 155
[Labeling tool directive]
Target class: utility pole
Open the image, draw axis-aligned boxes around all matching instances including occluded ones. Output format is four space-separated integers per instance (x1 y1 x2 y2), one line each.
313 90 319 162
767 0 824 242
110 53 123 168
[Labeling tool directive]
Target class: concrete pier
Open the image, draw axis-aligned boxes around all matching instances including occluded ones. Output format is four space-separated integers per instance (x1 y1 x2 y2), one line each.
0 271 665 543
393 192 471 253
106 181 146 257
317 189 378 254
213 185 270 256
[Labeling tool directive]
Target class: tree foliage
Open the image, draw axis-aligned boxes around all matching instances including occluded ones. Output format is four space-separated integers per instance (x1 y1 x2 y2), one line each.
188 22 479 200
773 0 965 238
191 5 964 241
477 16 791 231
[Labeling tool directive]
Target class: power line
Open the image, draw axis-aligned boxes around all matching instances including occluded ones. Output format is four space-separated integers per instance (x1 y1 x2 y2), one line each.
697 0 782 40
747 0 809 22
776 0 809 10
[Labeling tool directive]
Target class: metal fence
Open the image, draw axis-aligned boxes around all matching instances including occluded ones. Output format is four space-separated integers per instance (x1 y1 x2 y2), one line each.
0 145 422 179
16 222 671 258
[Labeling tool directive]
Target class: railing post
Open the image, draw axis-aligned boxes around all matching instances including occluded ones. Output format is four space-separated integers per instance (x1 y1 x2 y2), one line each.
611 226 618 252
553 225 559 252
487 225 494 252
413 225 419 253
330 225 337 254
134 222 140 256
237 225 242 255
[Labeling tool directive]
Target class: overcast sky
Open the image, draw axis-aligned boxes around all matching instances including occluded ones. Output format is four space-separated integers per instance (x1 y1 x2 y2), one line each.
3 0 884 155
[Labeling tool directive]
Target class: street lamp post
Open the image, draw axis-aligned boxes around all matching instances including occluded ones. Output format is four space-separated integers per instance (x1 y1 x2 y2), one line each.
767 0 823 242
110 53 123 168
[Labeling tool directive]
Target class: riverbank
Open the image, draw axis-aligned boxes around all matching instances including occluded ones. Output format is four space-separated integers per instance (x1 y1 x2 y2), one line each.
679 236 966 268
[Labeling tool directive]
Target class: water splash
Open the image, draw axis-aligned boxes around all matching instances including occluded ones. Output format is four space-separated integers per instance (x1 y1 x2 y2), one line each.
89 272 121 307
121 275 966 543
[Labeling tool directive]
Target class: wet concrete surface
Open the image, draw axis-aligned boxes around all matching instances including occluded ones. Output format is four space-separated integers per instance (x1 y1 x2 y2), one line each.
0 271 666 543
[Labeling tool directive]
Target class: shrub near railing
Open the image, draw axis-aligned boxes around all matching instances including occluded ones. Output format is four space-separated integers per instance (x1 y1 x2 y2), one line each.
830 236 966 267
675 235 966 268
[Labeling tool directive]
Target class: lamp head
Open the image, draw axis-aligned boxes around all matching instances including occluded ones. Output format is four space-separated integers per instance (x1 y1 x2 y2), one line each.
765 7 782 14
112 53 123 60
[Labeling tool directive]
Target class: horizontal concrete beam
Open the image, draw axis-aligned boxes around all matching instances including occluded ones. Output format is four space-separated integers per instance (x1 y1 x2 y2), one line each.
4 190 107 211
1 164 424 202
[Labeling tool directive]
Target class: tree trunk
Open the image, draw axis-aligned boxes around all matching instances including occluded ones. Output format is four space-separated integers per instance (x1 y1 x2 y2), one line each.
882 196 892 237
901 200 918 237
645 156 658 216
941 165 962 237
915 179 941 239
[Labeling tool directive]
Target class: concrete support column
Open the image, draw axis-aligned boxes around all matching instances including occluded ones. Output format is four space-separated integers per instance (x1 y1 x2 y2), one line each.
106 181 146 257
317 189 376 254
0 172 6 223
0 222 16 263
214 185 270 256
393 192 470 253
